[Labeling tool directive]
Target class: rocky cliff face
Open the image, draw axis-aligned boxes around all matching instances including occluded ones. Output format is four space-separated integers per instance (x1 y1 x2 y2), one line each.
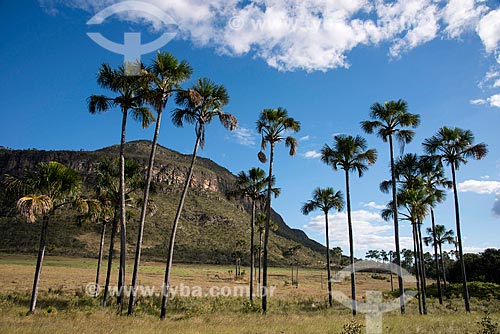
0 141 326 257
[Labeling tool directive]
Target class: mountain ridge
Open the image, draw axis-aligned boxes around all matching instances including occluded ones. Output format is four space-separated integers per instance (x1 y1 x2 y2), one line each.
0 141 326 266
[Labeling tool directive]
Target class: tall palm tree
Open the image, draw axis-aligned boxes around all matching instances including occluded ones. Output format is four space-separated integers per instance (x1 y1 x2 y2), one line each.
93 159 145 307
234 168 279 303
382 182 433 315
301 187 344 307
321 134 377 315
3 161 81 313
361 99 420 314
160 78 237 319
88 62 154 312
128 52 193 315
423 225 455 290
419 157 452 304
423 127 488 312
256 107 300 313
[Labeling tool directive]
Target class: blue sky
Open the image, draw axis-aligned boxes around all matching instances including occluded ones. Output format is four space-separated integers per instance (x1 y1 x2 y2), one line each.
1 0 500 258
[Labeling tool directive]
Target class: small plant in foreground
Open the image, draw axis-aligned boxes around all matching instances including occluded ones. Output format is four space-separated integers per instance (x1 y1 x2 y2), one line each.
478 312 499 334
342 319 363 334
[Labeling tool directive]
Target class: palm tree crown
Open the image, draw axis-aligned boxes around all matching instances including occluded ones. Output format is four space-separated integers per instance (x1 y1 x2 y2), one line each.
321 135 377 176
361 99 420 150
301 187 344 215
173 77 236 148
422 127 488 169
256 107 301 160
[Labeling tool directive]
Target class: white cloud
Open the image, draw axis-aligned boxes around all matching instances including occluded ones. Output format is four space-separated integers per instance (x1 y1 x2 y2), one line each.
303 150 322 159
457 179 500 194
442 0 488 38
40 0 500 72
361 201 386 210
470 94 500 108
303 209 413 252
477 8 500 53
299 135 310 142
231 127 256 147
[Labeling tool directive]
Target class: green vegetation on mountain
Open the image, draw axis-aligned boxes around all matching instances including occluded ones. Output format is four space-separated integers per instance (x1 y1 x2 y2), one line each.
0 141 325 267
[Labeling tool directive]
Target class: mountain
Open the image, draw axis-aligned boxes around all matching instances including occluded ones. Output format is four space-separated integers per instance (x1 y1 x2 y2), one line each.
0 141 326 266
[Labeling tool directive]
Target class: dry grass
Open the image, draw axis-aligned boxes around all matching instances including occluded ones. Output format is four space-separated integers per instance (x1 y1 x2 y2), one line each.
0 254 499 334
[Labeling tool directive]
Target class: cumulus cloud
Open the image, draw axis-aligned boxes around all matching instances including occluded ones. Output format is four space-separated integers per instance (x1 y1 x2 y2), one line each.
303 150 322 159
39 0 500 72
361 201 386 210
457 179 500 194
303 209 413 252
231 127 256 147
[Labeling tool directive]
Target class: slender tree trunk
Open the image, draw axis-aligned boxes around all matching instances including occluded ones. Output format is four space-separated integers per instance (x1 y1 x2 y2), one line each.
389 252 394 292
262 142 275 314
250 201 255 302
128 110 163 315
344 171 357 315
412 223 422 315
389 135 405 314
439 243 448 290
95 221 107 298
118 107 128 313
324 212 333 307
29 215 49 313
417 222 427 315
451 164 470 312
160 134 201 319
258 230 262 297
103 210 118 307
430 209 443 304
295 262 299 287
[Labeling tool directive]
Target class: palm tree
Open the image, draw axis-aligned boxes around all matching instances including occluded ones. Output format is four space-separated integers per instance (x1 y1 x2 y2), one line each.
361 99 420 314
424 225 455 291
256 107 300 313
88 62 154 312
423 127 488 312
128 52 193 315
160 78 237 319
321 134 377 315
93 159 145 307
419 157 452 304
3 161 81 313
301 187 344 307
234 167 279 303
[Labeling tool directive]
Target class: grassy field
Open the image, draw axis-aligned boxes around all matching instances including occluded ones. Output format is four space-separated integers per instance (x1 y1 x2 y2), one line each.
0 254 499 333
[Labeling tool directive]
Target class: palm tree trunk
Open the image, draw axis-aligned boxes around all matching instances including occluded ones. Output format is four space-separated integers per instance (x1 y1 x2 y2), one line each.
345 170 357 316
412 223 422 315
324 212 333 307
417 222 427 315
258 230 262 297
95 221 107 298
128 110 163 315
262 142 275 314
250 201 255 302
451 164 470 312
103 210 118 307
439 243 447 290
389 252 394 292
118 107 128 313
29 215 49 313
160 134 201 319
430 209 443 304
389 135 405 314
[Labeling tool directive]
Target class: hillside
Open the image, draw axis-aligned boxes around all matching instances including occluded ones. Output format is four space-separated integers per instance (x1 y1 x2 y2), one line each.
0 141 326 266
